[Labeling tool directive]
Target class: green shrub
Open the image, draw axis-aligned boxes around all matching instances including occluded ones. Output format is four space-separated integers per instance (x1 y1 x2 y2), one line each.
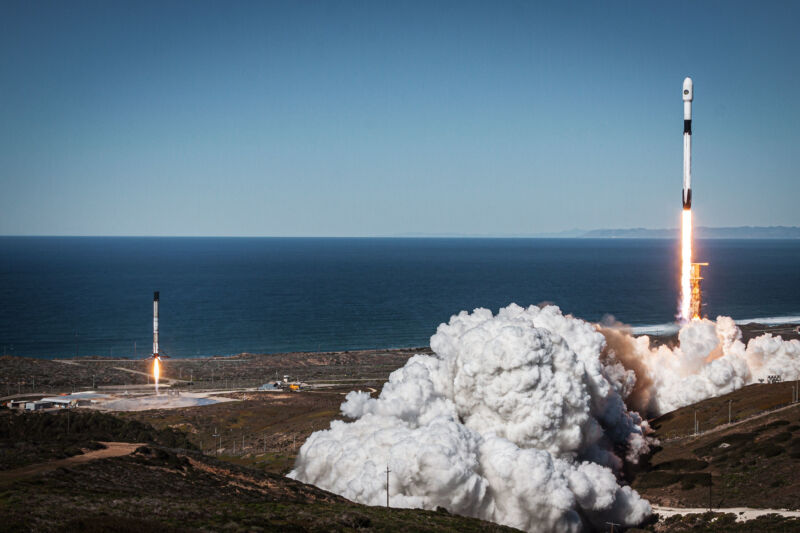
752 442 784 458
693 432 755 457
636 471 681 489
770 431 792 443
653 458 708 471
679 472 711 490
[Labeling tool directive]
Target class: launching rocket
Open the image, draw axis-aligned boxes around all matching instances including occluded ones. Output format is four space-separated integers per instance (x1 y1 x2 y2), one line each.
682 77 693 209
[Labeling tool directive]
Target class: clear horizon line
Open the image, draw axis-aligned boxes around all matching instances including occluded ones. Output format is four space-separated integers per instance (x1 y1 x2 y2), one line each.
2 224 800 240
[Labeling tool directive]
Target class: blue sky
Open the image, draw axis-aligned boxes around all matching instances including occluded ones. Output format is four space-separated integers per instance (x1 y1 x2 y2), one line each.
1 1 799 236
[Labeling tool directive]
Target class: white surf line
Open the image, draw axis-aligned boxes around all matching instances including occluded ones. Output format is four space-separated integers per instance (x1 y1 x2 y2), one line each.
735 315 800 326
628 323 680 335
653 505 800 522
620 315 800 336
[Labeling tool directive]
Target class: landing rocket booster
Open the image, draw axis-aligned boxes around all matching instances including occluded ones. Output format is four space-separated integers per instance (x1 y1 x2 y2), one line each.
682 77 693 210
146 291 168 360
153 291 159 357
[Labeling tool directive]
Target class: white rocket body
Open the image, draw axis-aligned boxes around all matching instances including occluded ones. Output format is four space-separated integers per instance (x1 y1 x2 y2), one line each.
682 77 693 209
153 291 159 357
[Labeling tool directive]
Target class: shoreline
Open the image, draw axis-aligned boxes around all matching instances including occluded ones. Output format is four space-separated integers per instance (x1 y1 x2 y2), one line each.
3 321 799 398
1 345 433 362
5 318 800 362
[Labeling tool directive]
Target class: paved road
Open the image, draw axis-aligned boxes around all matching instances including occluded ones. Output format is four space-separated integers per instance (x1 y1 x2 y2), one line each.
0 441 144 485
653 505 800 521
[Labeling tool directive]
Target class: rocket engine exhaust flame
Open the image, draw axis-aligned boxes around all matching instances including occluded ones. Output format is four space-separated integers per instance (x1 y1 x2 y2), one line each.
680 209 693 321
153 356 160 395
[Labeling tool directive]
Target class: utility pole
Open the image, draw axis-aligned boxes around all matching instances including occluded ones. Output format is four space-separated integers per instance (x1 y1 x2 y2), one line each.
213 428 219 456
605 521 619 533
709 477 713 512
386 465 391 508
728 399 732 424
694 409 698 436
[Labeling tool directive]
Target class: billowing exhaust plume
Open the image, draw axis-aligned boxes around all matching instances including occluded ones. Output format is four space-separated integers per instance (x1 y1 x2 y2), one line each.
291 304 800 531
600 316 800 415
291 304 652 532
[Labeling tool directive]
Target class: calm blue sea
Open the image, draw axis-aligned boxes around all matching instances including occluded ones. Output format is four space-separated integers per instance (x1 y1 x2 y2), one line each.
1 237 799 359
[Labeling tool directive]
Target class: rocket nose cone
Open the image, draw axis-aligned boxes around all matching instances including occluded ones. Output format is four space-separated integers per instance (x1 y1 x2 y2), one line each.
683 77 693 101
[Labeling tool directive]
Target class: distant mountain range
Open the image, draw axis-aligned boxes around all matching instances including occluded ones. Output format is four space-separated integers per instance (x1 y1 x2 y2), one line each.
579 226 800 239
397 226 800 239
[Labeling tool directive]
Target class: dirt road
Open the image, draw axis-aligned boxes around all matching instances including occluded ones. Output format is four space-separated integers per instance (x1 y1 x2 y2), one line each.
653 505 800 521
662 401 800 443
0 441 144 485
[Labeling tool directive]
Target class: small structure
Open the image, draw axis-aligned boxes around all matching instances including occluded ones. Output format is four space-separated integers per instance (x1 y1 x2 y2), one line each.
41 397 76 408
25 401 54 411
41 392 109 408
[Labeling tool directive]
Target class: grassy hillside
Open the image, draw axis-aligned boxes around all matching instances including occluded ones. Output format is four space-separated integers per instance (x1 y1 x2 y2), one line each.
630 382 800 511
120 389 351 474
0 410 197 469
0 445 520 533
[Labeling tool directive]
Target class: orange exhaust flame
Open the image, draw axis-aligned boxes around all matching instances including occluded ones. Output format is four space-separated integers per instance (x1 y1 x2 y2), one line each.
680 209 692 321
153 357 160 395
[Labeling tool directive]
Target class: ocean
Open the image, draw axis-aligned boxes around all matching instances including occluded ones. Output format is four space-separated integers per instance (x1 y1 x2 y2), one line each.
1 237 799 359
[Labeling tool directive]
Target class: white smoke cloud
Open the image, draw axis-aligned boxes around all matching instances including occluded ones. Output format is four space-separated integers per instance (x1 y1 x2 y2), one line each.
290 303 800 531
290 304 652 532
601 316 800 415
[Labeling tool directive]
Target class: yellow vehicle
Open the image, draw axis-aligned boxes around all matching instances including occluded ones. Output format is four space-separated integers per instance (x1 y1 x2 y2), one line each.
289 384 300 391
